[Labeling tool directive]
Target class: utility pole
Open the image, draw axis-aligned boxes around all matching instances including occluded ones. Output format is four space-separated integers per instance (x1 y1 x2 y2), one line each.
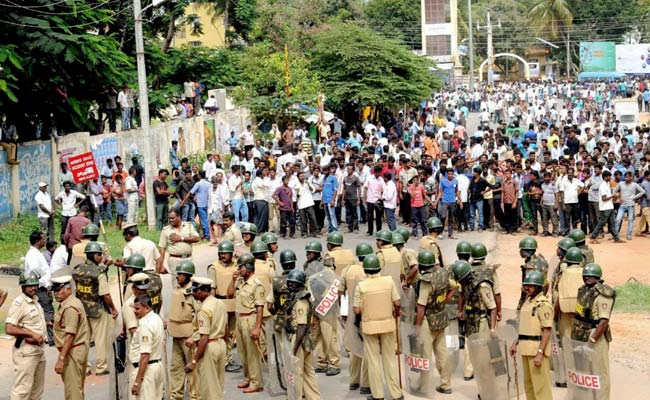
467 0 475 90
478 11 500 85
134 0 157 230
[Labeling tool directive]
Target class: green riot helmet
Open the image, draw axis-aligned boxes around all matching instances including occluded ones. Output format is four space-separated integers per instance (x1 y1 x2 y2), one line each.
241 223 258 236
523 270 545 287
84 241 103 254
286 269 306 286
569 229 586 245
19 271 40 286
519 236 538 250
563 247 584 264
305 241 322 254
557 237 576 252
452 260 472 282
217 240 235 254
456 241 472 256
471 243 488 260
82 223 100 237
326 231 344 246
391 232 405 246
355 243 374 260
125 254 146 270
237 253 256 271
375 229 393 243
280 249 297 266
251 240 269 255
582 263 603 279
395 227 410 242
176 260 196 276
417 250 436 272
426 217 443 231
261 232 278 245
362 254 382 274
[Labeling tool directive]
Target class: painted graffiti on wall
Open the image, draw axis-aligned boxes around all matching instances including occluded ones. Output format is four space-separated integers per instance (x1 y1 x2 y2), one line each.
0 151 13 221
18 142 52 213
90 137 119 173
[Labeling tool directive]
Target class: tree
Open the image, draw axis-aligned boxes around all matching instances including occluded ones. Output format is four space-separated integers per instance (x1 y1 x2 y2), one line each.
309 23 441 110
528 0 573 75
364 0 421 50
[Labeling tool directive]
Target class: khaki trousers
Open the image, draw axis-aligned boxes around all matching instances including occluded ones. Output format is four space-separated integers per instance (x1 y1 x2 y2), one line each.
591 336 610 400
313 318 340 369
362 330 402 400
89 310 113 374
558 312 574 379
11 344 46 400
349 354 369 386
198 339 227 400
170 337 197 400
637 206 650 234
226 312 236 363
269 203 280 232
62 344 89 400
294 346 321 400
236 314 264 388
463 317 489 378
422 320 451 390
129 362 163 400
522 355 552 400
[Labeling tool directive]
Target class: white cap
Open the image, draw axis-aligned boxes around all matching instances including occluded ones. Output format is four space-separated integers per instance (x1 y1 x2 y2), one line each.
38 182 48 187
190 276 213 287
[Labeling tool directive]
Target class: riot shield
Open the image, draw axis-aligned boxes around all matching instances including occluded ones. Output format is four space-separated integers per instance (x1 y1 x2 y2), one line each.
564 338 606 400
551 324 567 387
445 316 460 374
343 311 364 357
281 331 303 400
401 321 435 397
304 260 325 277
308 268 340 326
467 324 522 400
265 319 287 396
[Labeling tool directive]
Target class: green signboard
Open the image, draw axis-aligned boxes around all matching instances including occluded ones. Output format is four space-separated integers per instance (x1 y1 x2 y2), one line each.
580 42 616 72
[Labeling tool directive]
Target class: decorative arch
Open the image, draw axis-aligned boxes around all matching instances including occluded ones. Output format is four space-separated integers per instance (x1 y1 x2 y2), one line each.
478 53 530 81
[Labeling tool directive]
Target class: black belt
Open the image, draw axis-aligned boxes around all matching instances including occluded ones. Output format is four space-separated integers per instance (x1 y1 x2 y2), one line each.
132 359 160 368
215 295 227 299
574 314 599 328
518 334 541 341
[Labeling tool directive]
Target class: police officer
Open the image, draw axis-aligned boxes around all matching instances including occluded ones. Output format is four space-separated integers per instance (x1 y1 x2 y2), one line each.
517 237 549 310
568 228 595 265
452 260 498 381
571 263 613 400
207 240 241 372
157 207 200 274
6 271 47 400
240 222 258 253
511 270 553 400
268 249 296 342
395 227 411 243
129 294 165 400
52 275 91 400
124 272 151 370
72 241 118 376
338 243 371 394
456 241 472 262
169 260 199 400
185 276 228 400
353 254 403 400
418 217 444 266
303 240 324 276
124 254 163 314
554 247 583 352
70 223 113 267
222 211 244 249
375 229 402 291
285 269 322 399
261 232 280 272
470 242 502 319
550 237 576 296
228 253 266 393
323 231 356 276
251 241 275 356
393 232 418 288
415 250 456 394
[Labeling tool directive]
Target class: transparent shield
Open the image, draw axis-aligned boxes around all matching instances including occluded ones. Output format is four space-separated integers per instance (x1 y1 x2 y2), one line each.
445 318 460 374
401 321 436 397
308 269 340 326
266 319 287 396
564 338 606 400
281 331 304 400
551 325 567 386
343 314 364 357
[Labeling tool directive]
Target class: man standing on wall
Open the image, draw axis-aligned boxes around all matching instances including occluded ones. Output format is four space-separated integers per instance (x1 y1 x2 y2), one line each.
35 182 55 242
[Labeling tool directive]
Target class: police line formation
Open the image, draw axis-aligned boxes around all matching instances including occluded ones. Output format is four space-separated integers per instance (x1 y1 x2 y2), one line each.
6 218 614 400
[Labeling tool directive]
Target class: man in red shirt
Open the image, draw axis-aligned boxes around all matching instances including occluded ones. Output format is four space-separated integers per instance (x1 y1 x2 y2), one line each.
63 205 91 262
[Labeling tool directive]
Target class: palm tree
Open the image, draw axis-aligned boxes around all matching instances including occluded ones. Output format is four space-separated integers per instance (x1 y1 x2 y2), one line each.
528 0 573 76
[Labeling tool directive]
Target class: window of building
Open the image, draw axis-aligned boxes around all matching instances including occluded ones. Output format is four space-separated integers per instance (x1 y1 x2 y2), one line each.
189 41 202 47
426 35 451 56
424 0 451 25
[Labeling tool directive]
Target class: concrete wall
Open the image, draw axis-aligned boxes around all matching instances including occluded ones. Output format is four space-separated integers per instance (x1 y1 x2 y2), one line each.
0 108 250 224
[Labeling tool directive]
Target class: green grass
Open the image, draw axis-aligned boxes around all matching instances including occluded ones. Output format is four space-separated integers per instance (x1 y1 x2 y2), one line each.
614 281 650 313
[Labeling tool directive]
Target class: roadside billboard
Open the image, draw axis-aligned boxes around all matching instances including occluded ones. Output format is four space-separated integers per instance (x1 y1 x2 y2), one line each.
615 44 650 74
580 42 616 72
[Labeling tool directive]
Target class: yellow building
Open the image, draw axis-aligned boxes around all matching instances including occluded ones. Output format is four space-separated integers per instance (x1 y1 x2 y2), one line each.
172 3 226 48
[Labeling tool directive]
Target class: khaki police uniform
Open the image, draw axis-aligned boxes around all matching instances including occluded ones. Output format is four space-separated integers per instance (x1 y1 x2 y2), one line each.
207 259 237 364
376 244 402 294
353 274 402 400
168 282 198 400
71 240 112 268
254 258 275 354
462 276 497 378
7 293 47 400
417 268 456 391
419 235 442 264
158 222 199 274
578 244 595 266
289 296 321 399
518 291 553 400
54 293 91 400
470 260 502 295
223 224 244 249
235 275 267 389
311 264 340 372
555 263 583 374
129 309 165 400
400 247 418 285
122 293 138 380
324 247 356 277
338 264 368 387
194 295 228 400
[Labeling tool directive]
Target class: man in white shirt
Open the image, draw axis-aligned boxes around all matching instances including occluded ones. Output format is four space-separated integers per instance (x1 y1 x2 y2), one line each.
55 181 86 243
252 167 271 232
121 224 161 272
308 166 325 231
202 154 218 180
240 125 255 152
456 170 470 231
49 243 69 277
228 165 247 223
382 172 398 230
117 85 131 130
35 182 54 241
267 169 283 233
295 171 319 237
125 167 139 224
559 167 584 234
208 173 230 242
590 171 623 243
25 231 54 344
